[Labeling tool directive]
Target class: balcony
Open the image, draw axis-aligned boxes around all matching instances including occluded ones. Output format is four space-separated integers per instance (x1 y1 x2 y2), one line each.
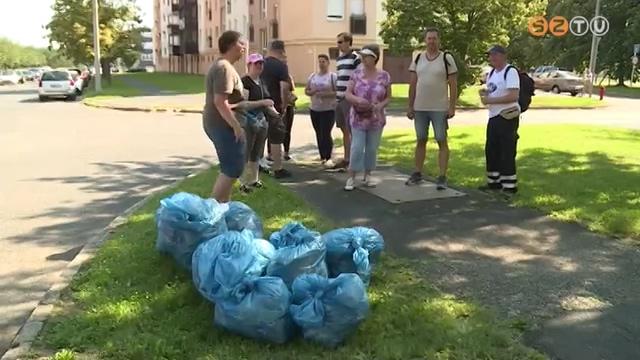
169 35 181 47
171 45 182 56
168 14 182 29
171 0 181 12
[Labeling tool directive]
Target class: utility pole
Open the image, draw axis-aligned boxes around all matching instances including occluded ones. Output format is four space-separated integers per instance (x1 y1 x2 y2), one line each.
92 0 102 92
587 0 601 97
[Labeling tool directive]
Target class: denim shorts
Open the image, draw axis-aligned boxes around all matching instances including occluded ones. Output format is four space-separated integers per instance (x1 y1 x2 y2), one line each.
414 111 449 142
204 122 246 179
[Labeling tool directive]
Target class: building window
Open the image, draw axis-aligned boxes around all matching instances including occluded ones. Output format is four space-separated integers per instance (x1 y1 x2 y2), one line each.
327 0 345 20
249 0 253 4
227 0 231 14
208 9 212 20
249 25 254 42
329 47 340 59
260 29 267 51
271 21 279 39
260 0 266 19
215 26 219 38
350 14 367 35
208 35 213 48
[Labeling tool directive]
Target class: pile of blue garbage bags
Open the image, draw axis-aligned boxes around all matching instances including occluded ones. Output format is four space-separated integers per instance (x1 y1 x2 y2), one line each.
155 192 385 347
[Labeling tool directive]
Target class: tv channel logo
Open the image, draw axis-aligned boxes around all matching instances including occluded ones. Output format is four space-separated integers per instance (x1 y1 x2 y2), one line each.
528 15 609 37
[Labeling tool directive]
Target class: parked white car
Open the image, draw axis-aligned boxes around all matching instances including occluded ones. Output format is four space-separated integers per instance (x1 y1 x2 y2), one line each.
0 70 22 85
38 70 78 101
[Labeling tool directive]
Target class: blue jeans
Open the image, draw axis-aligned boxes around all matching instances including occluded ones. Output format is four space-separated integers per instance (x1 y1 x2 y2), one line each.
349 127 383 172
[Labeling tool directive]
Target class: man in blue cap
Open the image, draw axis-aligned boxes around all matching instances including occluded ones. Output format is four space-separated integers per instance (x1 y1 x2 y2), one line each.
479 45 520 195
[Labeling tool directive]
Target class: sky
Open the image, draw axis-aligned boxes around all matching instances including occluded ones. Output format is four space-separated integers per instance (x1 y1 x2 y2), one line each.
0 0 154 48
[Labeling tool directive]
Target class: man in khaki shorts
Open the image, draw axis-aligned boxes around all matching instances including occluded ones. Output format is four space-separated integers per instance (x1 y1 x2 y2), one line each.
331 32 361 171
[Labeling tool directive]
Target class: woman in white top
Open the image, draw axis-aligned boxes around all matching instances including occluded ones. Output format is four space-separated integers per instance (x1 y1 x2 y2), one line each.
305 54 338 168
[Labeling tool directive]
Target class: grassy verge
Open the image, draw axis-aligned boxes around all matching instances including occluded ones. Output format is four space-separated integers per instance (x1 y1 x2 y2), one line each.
83 73 602 111
36 169 543 360
604 85 640 99
378 124 640 239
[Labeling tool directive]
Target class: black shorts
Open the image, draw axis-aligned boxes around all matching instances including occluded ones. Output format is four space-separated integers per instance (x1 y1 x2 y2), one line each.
267 113 286 144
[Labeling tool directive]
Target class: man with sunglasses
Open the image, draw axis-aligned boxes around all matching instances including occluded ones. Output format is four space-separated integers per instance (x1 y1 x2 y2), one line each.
330 32 361 171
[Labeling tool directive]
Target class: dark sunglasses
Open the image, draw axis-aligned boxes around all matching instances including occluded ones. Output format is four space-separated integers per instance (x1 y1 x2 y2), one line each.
337 40 343 44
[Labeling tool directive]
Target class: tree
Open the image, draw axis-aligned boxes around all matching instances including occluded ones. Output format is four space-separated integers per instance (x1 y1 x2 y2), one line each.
0 37 48 68
380 0 546 91
46 0 143 81
523 0 640 85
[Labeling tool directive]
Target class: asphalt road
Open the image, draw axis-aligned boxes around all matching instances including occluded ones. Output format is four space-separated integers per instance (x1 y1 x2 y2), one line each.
0 84 217 354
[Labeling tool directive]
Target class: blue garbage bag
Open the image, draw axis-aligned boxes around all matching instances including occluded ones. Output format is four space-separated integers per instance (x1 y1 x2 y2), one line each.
214 276 296 344
192 230 275 303
323 227 384 285
225 201 264 239
290 273 369 348
267 222 328 287
155 192 228 270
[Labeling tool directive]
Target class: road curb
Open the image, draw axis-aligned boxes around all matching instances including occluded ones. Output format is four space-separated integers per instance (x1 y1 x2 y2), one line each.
0 167 210 360
82 100 605 115
83 100 202 114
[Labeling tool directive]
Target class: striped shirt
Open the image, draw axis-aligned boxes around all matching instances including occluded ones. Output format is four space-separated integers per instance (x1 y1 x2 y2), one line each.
335 52 361 99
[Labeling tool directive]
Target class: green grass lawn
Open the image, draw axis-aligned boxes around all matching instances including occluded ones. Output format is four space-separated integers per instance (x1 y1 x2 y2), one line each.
36 169 543 360
378 124 640 239
84 73 602 111
604 85 640 99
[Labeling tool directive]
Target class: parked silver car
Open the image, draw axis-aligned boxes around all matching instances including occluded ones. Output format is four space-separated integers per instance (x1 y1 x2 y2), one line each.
534 70 584 96
38 70 78 101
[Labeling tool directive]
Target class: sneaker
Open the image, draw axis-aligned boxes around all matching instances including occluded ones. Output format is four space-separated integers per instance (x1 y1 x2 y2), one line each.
363 175 376 188
326 159 348 173
258 158 271 171
478 184 502 192
273 169 292 179
405 172 424 186
333 159 349 169
323 159 335 169
250 180 265 189
436 176 448 190
344 178 355 191
266 156 274 164
239 184 253 194
284 154 292 161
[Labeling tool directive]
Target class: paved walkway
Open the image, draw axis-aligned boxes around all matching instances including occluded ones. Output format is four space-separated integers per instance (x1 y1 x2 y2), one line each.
281 164 640 360
87 92 640 130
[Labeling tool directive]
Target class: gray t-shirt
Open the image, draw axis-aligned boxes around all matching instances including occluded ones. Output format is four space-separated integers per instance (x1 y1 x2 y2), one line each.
203 58 245 129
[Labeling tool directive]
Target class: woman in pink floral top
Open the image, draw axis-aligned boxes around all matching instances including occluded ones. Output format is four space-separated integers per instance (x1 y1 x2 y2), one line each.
343 44 392 191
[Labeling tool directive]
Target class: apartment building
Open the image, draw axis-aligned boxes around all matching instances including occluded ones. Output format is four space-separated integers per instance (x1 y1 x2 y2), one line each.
154 0 387 81
279 0 384 82
248 0 279 54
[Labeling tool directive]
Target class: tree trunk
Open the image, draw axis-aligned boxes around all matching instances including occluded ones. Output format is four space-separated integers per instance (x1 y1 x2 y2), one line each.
101 59 112 86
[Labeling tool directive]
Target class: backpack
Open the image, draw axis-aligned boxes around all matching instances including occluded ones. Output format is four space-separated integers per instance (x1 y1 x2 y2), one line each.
488 65 535 112
414 51 454 79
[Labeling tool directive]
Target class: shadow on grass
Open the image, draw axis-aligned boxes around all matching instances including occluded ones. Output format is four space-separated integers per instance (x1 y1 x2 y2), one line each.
37 169 543 360
280 163 640 360
378 129 640 239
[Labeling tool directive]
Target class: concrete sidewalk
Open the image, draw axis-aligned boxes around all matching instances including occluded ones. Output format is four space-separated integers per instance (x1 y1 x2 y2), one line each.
280 164 640 360
83 93 640 130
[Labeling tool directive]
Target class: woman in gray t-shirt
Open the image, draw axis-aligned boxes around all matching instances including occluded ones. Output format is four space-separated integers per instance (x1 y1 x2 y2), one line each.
305 54 337 168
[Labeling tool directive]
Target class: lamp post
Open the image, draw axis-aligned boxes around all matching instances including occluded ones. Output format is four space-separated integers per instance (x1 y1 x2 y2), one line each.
92 0 102 92
587 0 601 97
